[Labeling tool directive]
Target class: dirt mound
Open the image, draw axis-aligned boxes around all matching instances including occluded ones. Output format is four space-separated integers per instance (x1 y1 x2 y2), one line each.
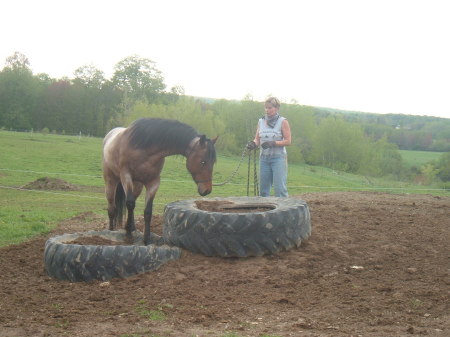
0 192 449 337
22 177 79 191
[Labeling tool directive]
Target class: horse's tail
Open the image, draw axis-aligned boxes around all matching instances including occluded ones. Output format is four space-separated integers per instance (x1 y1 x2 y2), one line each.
115 183 126 227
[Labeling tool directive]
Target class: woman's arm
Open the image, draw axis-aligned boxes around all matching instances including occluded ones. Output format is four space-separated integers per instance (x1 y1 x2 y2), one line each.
276 119 291 146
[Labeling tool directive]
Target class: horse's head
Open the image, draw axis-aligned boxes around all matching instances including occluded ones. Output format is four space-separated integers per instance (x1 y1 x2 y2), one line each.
186 135 218 196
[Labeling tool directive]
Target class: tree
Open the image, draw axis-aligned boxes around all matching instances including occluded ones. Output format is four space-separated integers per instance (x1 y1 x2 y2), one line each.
436 152 450 181
211 98 260 154
170 85 185 96
112 55 166 104
309 117 368 172
73 65 106 89
38 80 72 132
366 137 403 177
282 104 317 163
0 52 39 129
421 163 439 185
4 51 31 73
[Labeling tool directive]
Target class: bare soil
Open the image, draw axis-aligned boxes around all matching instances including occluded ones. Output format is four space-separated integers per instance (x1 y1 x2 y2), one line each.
0 192 449 337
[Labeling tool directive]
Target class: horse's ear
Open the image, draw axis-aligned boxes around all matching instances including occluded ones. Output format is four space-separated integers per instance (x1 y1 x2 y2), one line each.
211 136 218 144
199 135 207 145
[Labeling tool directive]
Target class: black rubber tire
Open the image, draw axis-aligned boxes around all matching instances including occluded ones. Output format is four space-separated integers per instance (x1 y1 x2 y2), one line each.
44 230 181 282
163 197 311 257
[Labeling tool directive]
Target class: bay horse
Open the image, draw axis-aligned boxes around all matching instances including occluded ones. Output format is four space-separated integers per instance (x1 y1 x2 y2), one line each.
102 118 217 245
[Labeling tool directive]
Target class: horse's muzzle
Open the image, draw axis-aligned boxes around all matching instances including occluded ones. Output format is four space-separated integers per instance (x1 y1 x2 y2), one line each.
197 182 212 196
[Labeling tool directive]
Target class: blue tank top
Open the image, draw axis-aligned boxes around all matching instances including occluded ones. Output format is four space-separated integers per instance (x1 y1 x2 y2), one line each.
258 116 287 157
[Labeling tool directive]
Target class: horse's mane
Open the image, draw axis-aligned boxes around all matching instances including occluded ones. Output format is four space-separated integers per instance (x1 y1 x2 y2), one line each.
126 118 215 161
199 134 217 163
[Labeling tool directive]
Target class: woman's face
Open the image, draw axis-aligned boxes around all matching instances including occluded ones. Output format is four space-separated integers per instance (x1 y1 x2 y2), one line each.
265 103 279 117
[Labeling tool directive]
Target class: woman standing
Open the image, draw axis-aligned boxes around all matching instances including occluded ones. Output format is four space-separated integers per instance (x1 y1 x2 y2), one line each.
246 97 291 197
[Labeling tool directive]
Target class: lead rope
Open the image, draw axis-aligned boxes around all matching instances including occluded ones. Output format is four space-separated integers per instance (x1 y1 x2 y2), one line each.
247 149 251 196
253 149 259 196
246 148 259 196
212 146 248 187
213 146 259 197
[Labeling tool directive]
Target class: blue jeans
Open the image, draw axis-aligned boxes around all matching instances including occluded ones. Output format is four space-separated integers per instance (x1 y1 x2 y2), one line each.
259 155 288 197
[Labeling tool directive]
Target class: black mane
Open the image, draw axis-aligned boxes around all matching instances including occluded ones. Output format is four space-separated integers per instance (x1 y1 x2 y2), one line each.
199 135 217 163
126 118 215 160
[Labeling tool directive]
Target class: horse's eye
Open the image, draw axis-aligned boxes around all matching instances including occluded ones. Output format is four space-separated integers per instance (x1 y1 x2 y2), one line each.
201 160 206 165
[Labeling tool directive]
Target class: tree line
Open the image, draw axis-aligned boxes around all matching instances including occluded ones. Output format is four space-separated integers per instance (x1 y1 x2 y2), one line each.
342 111 450 152
1 52 449 185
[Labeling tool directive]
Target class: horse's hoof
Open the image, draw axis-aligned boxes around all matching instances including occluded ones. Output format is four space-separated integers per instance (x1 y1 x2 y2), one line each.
125 228 136 235
144 233 166 246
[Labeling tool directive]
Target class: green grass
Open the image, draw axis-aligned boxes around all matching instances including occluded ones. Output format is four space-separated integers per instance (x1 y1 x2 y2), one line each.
1 130 448 247
135 300 173 321
399 150 444 168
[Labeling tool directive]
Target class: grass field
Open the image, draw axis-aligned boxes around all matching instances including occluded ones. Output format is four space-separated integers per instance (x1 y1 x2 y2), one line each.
1 130 448 246
399 149 444 168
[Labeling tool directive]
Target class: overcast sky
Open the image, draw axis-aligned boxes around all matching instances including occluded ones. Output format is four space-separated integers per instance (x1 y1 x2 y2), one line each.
2 0 449 119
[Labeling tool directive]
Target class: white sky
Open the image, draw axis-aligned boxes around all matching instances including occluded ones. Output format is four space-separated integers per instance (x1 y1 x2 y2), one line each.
1 0 449 119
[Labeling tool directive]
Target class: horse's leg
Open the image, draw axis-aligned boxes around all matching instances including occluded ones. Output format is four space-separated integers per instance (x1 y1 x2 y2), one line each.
104 173 119 230
124 183 143 236
106 186 116 230
120 172 141 237
143 197 154 245
125 195 135 236
143 178 160 245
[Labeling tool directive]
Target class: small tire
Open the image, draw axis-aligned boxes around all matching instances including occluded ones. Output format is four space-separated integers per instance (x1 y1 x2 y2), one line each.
163 197 311 257
44 230 181 282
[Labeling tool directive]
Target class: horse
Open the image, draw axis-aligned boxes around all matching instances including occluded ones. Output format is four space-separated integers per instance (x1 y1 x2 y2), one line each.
102 118 217 245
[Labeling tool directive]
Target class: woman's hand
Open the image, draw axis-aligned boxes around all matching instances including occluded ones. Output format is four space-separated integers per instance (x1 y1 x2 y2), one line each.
246 140 258 150
261 141 276 149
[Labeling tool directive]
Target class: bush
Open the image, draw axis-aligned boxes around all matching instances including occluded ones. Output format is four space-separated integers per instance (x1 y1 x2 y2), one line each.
436 152 450 181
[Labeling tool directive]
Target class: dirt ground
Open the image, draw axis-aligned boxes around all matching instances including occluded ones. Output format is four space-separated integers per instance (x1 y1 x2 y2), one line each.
0 192 449 337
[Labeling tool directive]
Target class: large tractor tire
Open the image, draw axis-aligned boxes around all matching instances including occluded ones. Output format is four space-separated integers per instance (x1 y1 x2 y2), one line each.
163 197 311 257
44 230 181 282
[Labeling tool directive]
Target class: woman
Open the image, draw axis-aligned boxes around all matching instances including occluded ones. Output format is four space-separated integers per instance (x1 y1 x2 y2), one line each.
246 97 291 197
